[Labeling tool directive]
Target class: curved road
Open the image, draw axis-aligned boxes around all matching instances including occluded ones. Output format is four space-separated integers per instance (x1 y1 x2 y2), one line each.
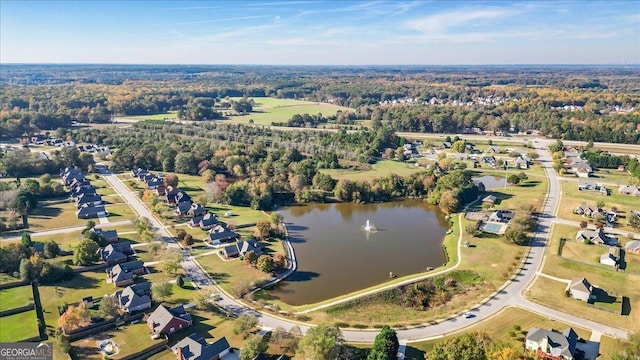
97 139 629 344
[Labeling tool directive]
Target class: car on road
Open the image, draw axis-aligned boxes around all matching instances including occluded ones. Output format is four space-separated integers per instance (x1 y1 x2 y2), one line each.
463 312 474 318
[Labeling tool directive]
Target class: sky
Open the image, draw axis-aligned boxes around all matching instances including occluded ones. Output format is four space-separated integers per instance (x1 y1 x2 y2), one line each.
1 0 639 65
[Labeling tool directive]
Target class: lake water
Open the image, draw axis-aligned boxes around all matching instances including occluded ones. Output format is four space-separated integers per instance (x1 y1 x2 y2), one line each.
473 175 508 190
270 200 448 306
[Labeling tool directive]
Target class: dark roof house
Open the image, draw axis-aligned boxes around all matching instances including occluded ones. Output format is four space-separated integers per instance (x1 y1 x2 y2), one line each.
172 334 231 360
147 304 193 335
525 327 578 360
208 225 238 245
76 205 107 219
115 282 152 313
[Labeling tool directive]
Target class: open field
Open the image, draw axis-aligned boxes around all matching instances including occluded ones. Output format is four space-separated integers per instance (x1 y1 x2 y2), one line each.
0 310 40 342
405 307 594 359
195 250 273 295
223 97 353 126
0 285 33 311
320 160 424 181
105 203 138 221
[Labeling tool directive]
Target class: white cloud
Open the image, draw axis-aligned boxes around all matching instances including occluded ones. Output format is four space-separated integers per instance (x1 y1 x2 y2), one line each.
405 6 520 34
176 15 270 25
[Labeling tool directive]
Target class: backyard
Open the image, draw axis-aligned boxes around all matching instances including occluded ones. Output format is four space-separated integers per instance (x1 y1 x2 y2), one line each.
0 310 40 342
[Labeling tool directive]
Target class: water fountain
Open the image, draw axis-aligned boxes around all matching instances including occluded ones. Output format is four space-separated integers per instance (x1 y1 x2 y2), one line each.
362 219 377 232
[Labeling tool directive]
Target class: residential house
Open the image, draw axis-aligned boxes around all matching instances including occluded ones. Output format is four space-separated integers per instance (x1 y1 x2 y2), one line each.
525 327 578 360
147 304 193 335
513 157 529 169
71 185 97 199
574 204 596 217
115 283 152 313
147 176 164 190
76 193 102 209
488 210 514 223
100 242 133 265
189 215 205 228
131 168 149 179
221 244 239 258
189 204 207 217
626 240 640 255
154 184 167 196
208 225 239 245
107 260 146 287
567 278 594 302
599 247 619 267
68 177 91 191
619 185 640 197
76 205 107 219
487 145 501 153
199 213 219 231
238 240 264 258
142 174 156 184
438 142 452 149
168 190 191 205
93 228 118 243
576 168 590 178
480 155 496 165
571 162 592 174
175 201 193 216
172 334 231 360
575 228 618 246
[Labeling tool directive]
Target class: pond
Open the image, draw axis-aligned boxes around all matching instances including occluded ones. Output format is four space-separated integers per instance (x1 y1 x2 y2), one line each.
270 199 449 306
473 175 509 190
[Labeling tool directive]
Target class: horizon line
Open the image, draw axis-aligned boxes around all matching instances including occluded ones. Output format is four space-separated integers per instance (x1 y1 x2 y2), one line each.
2 62 639 67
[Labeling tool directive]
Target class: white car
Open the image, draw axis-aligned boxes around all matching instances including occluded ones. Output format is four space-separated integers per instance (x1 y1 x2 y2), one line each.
463 312 474 318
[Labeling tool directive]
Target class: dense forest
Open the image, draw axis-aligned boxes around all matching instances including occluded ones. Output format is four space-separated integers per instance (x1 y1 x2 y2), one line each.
1 65 638 143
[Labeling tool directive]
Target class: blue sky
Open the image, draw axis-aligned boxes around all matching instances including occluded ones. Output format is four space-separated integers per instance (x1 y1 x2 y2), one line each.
1 1 638 64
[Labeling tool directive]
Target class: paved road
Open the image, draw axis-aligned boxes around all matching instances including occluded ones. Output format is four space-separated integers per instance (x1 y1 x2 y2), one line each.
96 140 631 344
1 219 132 241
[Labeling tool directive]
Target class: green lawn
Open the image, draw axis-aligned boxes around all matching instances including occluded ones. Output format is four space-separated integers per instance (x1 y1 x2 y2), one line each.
406 307 592 359
195 251 272 295
0 310 40 342
0 272 20 285
106 203 138 220
118 111 178 121
320 160 425 182
72 322 164 359
223 97 354 126
26 202 86 230
0 285 34 311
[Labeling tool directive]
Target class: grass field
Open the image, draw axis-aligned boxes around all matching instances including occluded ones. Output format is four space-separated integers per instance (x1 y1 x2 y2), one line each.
0 272 20 285
72 322 163 359
117 112 178 121
320 160 424 182
25 202 86 230
0 285 34 311
405 307 593 359
105 203 138 221
195 250 273 295
0 310 39 342
223 97 353 126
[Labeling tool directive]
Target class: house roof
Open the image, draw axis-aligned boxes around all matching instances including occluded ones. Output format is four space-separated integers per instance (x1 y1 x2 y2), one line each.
526 327 578 359
76 193 101 202
200 213 218 227
172 334 230 360
209 225 238 242
77 205 106 216
176 201 193 214
569 277 592 294
94 228 118 239
190 215 205 225
626 240 640 252
619 185 640 194
116 284 151 310
32 243 45 253
238 240 263 256
147 304 192 334
108 260 144 277
575 229 617 245
222 244 239 257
